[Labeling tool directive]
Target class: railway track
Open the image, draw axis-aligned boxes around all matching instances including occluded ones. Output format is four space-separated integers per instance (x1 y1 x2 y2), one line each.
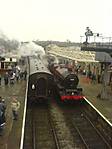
23 103 60 149
61 103 112 149
22 99 112 149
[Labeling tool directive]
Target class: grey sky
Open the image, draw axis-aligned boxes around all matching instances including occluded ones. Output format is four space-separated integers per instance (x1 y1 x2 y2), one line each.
0 0 112 42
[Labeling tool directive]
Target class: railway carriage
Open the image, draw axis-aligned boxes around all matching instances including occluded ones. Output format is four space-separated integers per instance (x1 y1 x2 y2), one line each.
28 56 54 102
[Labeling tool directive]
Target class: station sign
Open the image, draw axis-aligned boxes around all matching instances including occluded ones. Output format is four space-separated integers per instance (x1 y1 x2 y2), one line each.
3 58 17 62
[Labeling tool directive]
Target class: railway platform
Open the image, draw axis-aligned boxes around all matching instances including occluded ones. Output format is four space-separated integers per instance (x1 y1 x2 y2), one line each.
0 75 26 149
79 75 112 123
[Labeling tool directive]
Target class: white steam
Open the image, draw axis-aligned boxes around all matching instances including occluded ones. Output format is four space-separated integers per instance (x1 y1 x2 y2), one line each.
18 42 45 57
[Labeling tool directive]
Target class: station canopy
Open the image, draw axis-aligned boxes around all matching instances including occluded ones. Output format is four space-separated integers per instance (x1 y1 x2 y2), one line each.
47 44 98 62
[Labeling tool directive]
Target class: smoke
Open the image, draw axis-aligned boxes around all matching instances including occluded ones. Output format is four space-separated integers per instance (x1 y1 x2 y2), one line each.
18 41 45 57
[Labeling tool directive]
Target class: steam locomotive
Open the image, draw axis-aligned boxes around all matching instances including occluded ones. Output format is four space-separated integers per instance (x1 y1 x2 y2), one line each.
27 56 54 102
50 64 84 102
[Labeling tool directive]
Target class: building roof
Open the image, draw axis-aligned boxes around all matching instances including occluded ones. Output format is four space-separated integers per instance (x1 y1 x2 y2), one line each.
47 44 98 62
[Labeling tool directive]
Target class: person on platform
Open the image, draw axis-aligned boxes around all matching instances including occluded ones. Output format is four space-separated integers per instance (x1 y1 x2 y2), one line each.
23 70 27 80
10 72 15 84
0 74 1 85
1 98 6 123
4 72 9 85
11 97 20 120
0 97 6 130
91 73 96 84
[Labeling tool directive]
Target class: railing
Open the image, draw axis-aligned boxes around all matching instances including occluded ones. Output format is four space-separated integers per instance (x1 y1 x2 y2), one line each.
82 42 112 49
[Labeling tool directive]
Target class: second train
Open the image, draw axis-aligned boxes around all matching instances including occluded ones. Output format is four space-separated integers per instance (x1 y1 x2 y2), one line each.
49 62 84 102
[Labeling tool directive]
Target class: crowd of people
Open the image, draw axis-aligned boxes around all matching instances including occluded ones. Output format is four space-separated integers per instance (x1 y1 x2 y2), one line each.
73 64 104 85
0 65 27 86
0 96 20 135
0 64 26 135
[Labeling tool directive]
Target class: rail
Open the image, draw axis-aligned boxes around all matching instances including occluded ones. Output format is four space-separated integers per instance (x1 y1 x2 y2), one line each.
32 113 36 149
48 111 61 149
84 97 112 147
73 124 90 149
85 115 111 148
20 58 29 149
71 110 111 148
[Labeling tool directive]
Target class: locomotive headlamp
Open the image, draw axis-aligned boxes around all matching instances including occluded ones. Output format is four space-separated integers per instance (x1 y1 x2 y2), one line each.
72 92 74 95
32 84 35 90
70 78 74 81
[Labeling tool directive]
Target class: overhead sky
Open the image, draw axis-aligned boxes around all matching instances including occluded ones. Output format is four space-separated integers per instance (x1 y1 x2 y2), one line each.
0 0 112 42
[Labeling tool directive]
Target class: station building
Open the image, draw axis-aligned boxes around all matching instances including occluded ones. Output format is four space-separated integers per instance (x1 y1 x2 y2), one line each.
46 44 112 86
0 57 17 74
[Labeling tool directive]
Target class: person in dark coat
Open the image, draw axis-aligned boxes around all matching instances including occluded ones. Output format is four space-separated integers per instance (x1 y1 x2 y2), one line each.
24 70 27 80
4 72 9 85
0 97 6 136
1 98 6 123
0 74 1 85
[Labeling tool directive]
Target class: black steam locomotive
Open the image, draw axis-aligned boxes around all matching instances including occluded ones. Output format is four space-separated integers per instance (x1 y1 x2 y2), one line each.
27 56 54 102
50 64 84 102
